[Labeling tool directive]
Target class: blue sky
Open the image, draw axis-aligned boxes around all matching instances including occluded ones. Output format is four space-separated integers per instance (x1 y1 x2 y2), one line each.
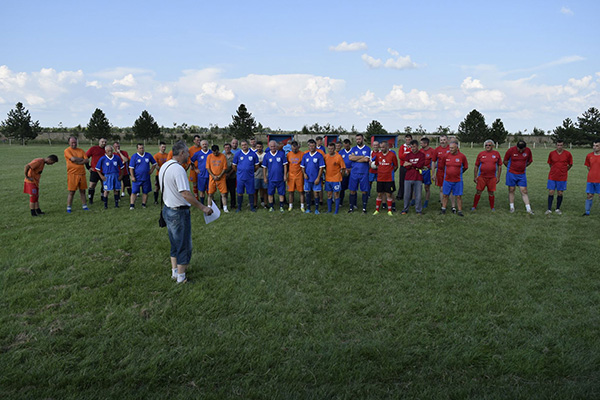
1 1 598 133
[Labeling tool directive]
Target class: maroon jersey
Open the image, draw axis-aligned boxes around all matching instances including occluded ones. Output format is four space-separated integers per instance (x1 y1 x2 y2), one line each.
404 150 426 181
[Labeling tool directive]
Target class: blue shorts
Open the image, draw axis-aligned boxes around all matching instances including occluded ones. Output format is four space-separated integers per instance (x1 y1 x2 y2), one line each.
547 180 567 191
369 172 377 183
422 169 432 186
349 173 369 192
132 179 152 194
587 182 600 194
325 181 341 192
237 178 255 194
506 172 527 187
268 180 286 196
254 178 268 190
304 181 322 192
163 206 192 265
197 177 209 192
443 180 464 196
103 174 121 191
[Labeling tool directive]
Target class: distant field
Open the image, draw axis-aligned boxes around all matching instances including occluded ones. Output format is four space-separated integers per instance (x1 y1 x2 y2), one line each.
1 143 599 399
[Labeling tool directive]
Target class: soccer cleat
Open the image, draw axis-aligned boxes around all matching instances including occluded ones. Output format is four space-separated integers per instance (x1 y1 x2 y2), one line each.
401 211 407 215
305 209 312 214
545 210 552 215
373 210 379 215
269 207 274 212
555 209 562 215
362 209 367 214
280 207 284 213
67 208 72 214
314 210 320 215
154 201 159 205
582 213 590 216
82 206 90 211
121 192 125 197
387 211 393 216
300 206 305 212
510 208 515 213
457 211 464 217
347 208 354 213
527 210 535 215
142 204 146 209
491 208 495 211
471 207 476 211
250 208 257 212
439 209 446 215
104 204 108 210
451 207 457 214
130 206 134 210
223 208 229 213
423 200 429 208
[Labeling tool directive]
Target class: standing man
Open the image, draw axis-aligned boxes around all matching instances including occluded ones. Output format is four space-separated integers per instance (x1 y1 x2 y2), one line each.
253 141 267 208
224 143 237 210
159 141 213 284
439 140 468 216
503 140 534 214
348 133 371 213
249 137 258 152
153 141 169 204
472 140 502 211
23 154 58 216
315 136 326 154
546 139 573 215
286 140 306 211
113 141 131 198
433 135 455 210
323 142 346 214
232 140 259 212
64 136 90 213
372 141 398 216
369 141 380 195
206 145 229 212
96 145 125 209
339 139 353 206
301 139 325 214
583 140 600 216
396 134 412 201
230 138 240 155
419 137 436 208
262 140 288 212
190 139 212 205
85 137 107 204
401 140 426 215
188 135 203 200
129 143 157 209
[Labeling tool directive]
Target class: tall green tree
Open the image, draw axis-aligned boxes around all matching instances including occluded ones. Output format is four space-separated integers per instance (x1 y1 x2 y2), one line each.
86 108 111 140
365 120 387 140
577 106 600 144
553 118 581 144
229 104 257 140
457 109 488 143
489 118 508 144
132 110 161 141
0 102 41 144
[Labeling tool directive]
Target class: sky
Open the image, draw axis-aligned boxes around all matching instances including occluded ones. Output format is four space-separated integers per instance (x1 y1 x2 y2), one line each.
1 0 599 133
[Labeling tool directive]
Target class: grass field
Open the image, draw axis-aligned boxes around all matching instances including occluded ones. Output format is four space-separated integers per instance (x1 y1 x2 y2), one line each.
1 143 599 399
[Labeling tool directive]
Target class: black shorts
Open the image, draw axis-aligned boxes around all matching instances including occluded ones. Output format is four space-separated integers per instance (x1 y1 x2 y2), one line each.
89 171 101 183
122 174 131 187
377 181 394 193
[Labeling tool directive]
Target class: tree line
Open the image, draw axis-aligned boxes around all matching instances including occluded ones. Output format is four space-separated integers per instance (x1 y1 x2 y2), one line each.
1 102 599 145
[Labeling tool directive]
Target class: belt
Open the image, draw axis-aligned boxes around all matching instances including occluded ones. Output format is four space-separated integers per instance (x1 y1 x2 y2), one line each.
168 205 190 210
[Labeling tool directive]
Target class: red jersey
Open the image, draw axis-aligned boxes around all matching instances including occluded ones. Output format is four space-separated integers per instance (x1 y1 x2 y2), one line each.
86 145 106 172
400 143 411 158
369 150 380 174
420 147 435 168
504 146 532 174
433 145 450 169
373 151 398 182
403 150 426 181
439 151 468 183
585 152 600 183
475 150 502 179
547 150 573 181
115 150 130 176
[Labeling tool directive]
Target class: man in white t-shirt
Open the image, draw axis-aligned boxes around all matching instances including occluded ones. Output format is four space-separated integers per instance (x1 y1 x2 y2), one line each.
159 141 213 283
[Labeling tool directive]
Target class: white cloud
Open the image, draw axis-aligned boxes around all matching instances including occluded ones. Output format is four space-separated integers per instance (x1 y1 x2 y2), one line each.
361 54 383 69
86 80 102 89
329 41 367 52
465 89 506 109
568 75 594 89
560 7 574 15
361 49 419 70
112 74 136 87
461 77 484 90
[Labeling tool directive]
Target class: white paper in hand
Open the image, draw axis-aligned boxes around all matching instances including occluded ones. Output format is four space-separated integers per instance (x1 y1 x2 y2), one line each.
204 202 221 224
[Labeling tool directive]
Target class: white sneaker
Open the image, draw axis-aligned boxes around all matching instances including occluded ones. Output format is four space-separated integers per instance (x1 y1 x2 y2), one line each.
545 210 552 215
510 208 515 213
527 210 534 215
223 207 229 213
555 209 562 215
300 206 305 212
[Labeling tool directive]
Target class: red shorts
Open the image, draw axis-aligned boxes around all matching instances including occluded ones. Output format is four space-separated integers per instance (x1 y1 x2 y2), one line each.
24 181 39 202
476 176 497 192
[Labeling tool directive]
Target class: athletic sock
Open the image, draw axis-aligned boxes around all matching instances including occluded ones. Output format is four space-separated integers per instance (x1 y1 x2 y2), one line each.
387 199 392 210
509 202 515 210
172 268 178 279
362 193 368 210
237 195 243 211
249 194 255 210
88 188 95 203
335 198 340 214
127 188 132 196
306 192 312 211
489 195 495 209
525 204 532 212
556 195 563 210
177 273 186 283
349 193 357 209
327 198 332 212
199 196 205 205
376 198 382 211
547 195 554 211
585 199 593 214
269 202 274 209
314 198 319 212
130 204 135 208
114 194 120 207
154 192 159 203
473 194 481 208
103 196 108 208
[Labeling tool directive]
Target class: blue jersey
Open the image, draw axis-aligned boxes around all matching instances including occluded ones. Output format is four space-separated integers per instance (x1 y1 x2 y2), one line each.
96 155 123 176
316 145 326 154
301 151 325 182
340 148 353 171
233 150 259 180
262 150 287 182
350 145 371 175
191 149 212 178
129 152 156 181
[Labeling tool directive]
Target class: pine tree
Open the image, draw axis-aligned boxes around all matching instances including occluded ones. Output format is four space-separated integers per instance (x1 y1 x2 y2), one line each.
577 107 600 144
0 102 41 144
489 118 508 144
132 110 161 141
229 104 257 140
457 109 488 143
365 120 387 140
553 118 582 145
86 108 111 140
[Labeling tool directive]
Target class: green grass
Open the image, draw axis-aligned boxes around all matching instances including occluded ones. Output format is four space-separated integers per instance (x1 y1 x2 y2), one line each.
1 143 599 399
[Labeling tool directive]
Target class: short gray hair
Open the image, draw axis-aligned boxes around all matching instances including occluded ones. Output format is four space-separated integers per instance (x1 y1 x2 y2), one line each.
172 140 188 156
484 139 495 146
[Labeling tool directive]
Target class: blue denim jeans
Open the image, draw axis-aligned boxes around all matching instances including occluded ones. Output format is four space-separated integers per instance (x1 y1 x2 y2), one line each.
163 206 192 265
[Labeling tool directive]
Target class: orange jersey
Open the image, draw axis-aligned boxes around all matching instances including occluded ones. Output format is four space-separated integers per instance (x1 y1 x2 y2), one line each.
167 150 190 170
64 147 87 175
287 151 304 179
324 152 346 182
25 158 45 186
206 153 227 176
154 152 169 174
